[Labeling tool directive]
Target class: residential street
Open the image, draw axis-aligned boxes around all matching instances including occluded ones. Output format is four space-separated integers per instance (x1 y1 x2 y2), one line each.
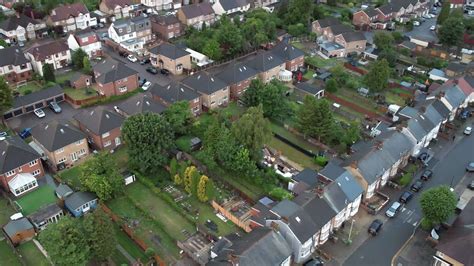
343 125 474 266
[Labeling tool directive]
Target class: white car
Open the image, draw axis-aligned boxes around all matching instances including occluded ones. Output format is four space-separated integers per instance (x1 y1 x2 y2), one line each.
34 108 45 118
385 201 402 218
413 21 420 26
464 126 472 135
422 14 431 19
127 55 138 62
142 81 152 91
430 25 436 31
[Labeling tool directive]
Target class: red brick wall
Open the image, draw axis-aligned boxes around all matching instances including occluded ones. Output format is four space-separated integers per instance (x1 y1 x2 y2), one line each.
286 56 304 71
353 11 370 27
96 74 139 97
0 160 45 190
4 70 33 84
151 22 182 40
77 122 121 151
230 78 253 100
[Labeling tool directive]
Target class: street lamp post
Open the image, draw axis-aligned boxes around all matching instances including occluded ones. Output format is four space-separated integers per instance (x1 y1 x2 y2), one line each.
347 219 355 243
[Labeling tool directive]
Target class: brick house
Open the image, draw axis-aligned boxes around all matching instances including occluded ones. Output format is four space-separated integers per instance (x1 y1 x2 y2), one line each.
212 0 251 16
181 72 229 110
177 2 216 30
352 8 382 29
216 62 258 100
150 14 183 40
149 43 191 75
25 40 71 76
0 136 44 197
116 92 167 117
48 3 97 32
93 58 139 97
0 46 33 84
0 13 48 43
334 31 367 55
247 51 286 83
150 81 202 115
270 41 305 72
32 120 90 171
74 106 124 151
67 29 102 58
69 72 92 89
313 18 366 57
311 17 341 36
99 0 133 20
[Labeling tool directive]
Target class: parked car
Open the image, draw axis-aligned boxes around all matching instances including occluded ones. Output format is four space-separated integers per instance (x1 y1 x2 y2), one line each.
467 162 474 172
139 78 147 87
303 257 324 266
421 169 433 180
368 219 383 235
119 51 128 57
146 66 158 74
413 21 420 26
160 68 170 75
0 131 7 141
140 58 150 65
467 181 474 190
34 108 45 118
142 81 152 91
385 202 402 218
49 102 62 113
464 126 472 135
127 55 138 62
410 180 424 192
430 25 436 31
423 14 431 19
19 128 31 139
399 191 414 203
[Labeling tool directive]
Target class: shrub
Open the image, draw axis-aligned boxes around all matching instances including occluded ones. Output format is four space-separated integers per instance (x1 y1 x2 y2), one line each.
269 187 293 201
176 136 192 152
399 173 413 186
23 89 32 95
314 156 329 166
391 31 403 42
325 78 338 93
420 218 433 231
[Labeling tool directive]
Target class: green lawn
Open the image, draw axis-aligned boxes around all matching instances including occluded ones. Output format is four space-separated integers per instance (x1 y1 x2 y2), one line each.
269 122 320 155
113 224 148 263
15 81 43 96
112 249 131 265
267 137 318 170
64 87 97 100
15 186 56 216
55 71 77 84
17 241 50 266
187 197 237 236
0 240 21 266
385 91 406 106
303 69 315 80
305 56 340 69
0 197 17 225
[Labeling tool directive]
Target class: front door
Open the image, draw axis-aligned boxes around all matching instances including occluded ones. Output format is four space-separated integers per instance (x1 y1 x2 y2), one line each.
115 137 121 146
71 152 78 162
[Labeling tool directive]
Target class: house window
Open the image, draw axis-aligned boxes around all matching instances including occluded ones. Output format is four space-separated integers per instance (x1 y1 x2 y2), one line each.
193 98 199 103
102 132 110 138
118 86 127 93
76 139 84 145
78 148 87 156
104 140 111 147
8 65 13 70
29 160 38 167
56 148 64 154
58 157 67 163
5 170 15 177
32 169 41 176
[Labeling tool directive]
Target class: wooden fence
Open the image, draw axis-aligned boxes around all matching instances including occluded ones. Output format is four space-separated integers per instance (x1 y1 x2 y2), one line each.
344 63 368 75
64 93 104 107
326 93 391 122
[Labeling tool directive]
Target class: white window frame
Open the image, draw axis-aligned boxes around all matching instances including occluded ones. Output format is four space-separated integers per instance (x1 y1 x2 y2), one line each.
29 160 38 167
5 170 16 177
32 169 41 176
104 140 112 147
58 157 67 163
56 148 64 154
102 132 110 138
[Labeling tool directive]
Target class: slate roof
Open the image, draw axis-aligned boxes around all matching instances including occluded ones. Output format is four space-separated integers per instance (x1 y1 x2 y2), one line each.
446 62 467 73
149 43 189 59
315 17 341 28
270 41 305 61
32 120 86 152
55 183 73 199
398 106 419 119
10 84 64 109
293 168 318 187
150 14 180 26
181 72 228 95
64 191 97 210
26 40 69 61
0 136 40 174
50 3 89 22
216 62 258 85
93 59 137 84
271 199 300 218
218 0 249 11
286 207 318 242
3 217 33 237
329 24 353 36
294 82 324 95
150 81 200 103
333 171 364 202
430 99 450 119
74 106 124 135
102 0 132 9
423 104 444 125
117 93 167 116
407 117 426 141
444 85 467 109
341 31 366 42
296 193 338 231
319 161 346 181
180 2 214 19
364 8 379 17
210 227 292 266
29 203 62 224
247 52 285 72
0 14 40 31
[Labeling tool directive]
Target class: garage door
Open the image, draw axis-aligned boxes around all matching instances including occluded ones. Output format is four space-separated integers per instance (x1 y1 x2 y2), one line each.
34 102 44 108
46 98 54 104
55 95 64 102
13 109 23 116
25 105 34 113
3 112 13 120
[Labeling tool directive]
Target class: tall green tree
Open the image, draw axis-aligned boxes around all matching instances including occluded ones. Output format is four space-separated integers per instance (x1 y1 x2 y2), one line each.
122 113 175 174
285 0 313 25
163 101 193 136
437 2 451 25
0 77 12 117
374 32 394 51
39 216 89 266
216 16 243 56
420 186 457 224
439 16 465 46
364 59 390 92
42 63 55 82
231 105 271 157
83 56 92 74
83 209 116 261
243 79 291 120
72 49 87 69
296 97 336 143
197 175 209 202
202 38 222 60
79 152 124 200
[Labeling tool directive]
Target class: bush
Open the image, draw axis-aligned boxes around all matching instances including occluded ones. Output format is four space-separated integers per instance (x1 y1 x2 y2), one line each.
269 187 293 201
23 89 32 95
391 31 403 42
325 78 338 93
420 218 433 231
314 156 328 166
176 136 192 152
399 173 413 186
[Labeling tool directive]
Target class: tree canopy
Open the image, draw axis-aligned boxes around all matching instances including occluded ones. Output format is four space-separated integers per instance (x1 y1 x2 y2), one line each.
82 209 116 261
242 79 291 120
0 77 12 116
364 59 390 92
420 186 457 225
439 16 465 47
163 101 193 136
42 63 55 82
72 49 87 70
437 2 451 25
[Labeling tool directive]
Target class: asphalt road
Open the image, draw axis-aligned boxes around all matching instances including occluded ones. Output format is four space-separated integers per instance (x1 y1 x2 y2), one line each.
404 14 438 43
343 131 474 266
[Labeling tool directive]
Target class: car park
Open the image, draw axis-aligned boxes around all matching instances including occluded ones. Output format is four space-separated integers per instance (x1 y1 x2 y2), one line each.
464 126 472 135
467 162 474 172
19 128 31 139
142 81 152 91
410 180 424 192
368 219 383 235
421 169 433 180
49 102 62 113
127 55 138 62
385 202 402 218
34 108 45 118
146 66 158 74
399 191 414 203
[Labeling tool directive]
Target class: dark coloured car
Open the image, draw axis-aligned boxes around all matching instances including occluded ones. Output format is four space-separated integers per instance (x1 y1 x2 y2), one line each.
140 58 150 65
139 78 147 87
399 191 414 203
410 180 424 192
118 51 128 57
205 219 218 232
468 181 474 190
304 257 324 266
160 68 170 75
19 128 31 139
368 219 383 236
146 66 158 74
421 169 433 180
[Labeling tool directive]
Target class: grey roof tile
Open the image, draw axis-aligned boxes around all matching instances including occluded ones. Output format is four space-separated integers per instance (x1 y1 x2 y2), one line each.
246 52 285 73
149 43 189 60
64 191 97 210
74 106 124 135
150 81 200 103
270 41 305 61
11 84 64 109
0 46 30 67
118 93 167 116
93 59 137 84
315 17 341 28
32 120 86 152
218 0 249 11
3 217 33 237
181 72 228 95
0 136 40 174
216 62 258 85
0 14 40 31
180 2 214 19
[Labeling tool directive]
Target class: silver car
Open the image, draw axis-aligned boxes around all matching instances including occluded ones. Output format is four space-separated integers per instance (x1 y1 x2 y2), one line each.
386 201 402 218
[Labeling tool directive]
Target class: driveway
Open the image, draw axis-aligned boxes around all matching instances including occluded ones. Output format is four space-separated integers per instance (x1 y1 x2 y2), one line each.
405 16 438 43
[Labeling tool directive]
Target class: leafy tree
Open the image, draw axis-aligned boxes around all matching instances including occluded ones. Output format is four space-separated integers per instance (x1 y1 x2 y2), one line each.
216 16 243 56
205 178 216 201
42 63 55 82
231 105 271 157
287 23 307 37
190 167 201 196
39 216 89 265
329 64 350 86
72 49 87 69
0 77 13 117
197 175 209 202
163 101 192 136
81 0 100 11
391 31 403 42
325 78 338 93
439 16 465 46
243 79 291 120
296 96 336 143
83 56 92 74
184 166 197 194
170 158 178 176
420 186 457 224
437 1 451 25
285 0 313 25
0 39 8 47
122 113 175 175
341 121 361 146
79 152 124 200
83 209 116 261
242 10 277 46
364 59 390 92
374 32 394 51
202 38 222 60
145 247 156 258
